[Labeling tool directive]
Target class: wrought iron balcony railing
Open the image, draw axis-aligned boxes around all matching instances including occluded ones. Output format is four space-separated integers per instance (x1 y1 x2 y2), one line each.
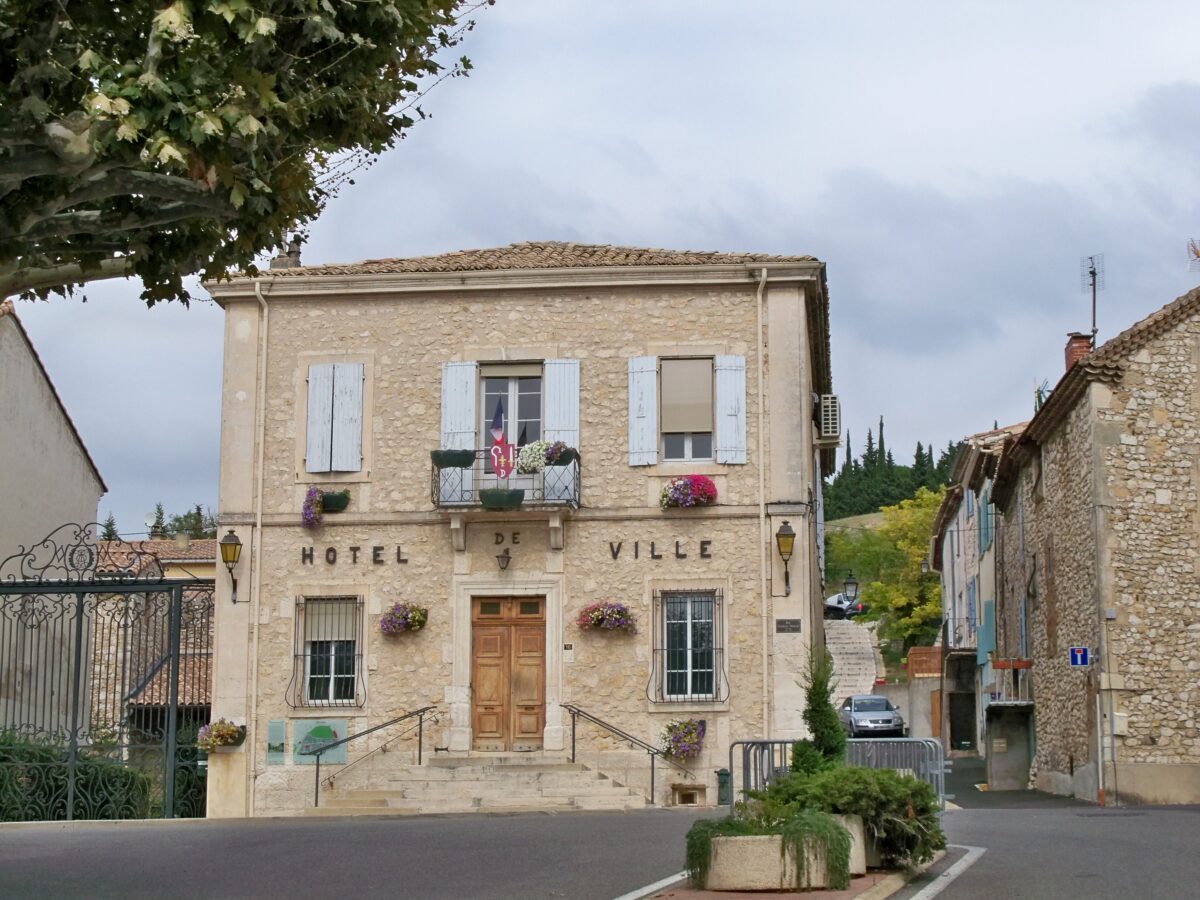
431 449 581 509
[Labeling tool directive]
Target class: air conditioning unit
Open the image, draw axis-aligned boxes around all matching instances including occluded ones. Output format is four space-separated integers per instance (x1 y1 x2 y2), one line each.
819 395 841 441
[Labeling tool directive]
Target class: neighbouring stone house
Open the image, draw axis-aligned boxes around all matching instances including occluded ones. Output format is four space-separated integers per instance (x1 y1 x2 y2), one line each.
203 242 840 816
930 423 1027 781
0 300 106 737
990 287 1200 805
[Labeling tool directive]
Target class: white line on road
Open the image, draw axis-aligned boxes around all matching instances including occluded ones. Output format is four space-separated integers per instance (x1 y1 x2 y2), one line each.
908 844 987 900
611 870 688 900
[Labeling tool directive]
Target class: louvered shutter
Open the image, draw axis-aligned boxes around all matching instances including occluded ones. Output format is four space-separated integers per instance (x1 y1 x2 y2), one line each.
543 359 580 501
439 362 477 502
330 363 364 472
627 356 658 466
305 364 335 473
714 355 747 464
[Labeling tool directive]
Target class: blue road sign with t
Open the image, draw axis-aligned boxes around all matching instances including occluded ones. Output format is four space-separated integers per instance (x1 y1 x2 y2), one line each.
1069 646 1090 667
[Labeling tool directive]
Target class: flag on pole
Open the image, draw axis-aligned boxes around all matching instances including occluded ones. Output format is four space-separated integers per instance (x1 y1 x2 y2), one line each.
489 398 505 444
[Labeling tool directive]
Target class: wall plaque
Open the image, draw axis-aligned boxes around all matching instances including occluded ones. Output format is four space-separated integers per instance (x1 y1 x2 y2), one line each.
775 619 803 633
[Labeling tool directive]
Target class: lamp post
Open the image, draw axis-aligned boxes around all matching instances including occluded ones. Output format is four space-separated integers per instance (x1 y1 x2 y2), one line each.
774 521 796 596
219 529 242 603
843 572 859 604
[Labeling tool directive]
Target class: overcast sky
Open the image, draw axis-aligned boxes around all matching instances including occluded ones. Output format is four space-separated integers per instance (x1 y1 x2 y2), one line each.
14 0 1200 537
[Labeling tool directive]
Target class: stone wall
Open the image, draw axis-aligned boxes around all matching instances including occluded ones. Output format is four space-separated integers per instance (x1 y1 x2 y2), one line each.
1094 317 1200 779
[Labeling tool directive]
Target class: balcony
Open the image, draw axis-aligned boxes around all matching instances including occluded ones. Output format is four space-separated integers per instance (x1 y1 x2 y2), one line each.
431 449 580 510
944 617 977 651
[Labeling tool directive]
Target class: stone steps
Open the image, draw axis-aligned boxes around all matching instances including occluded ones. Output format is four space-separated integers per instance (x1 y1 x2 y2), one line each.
825 620 882 699
307 755 650 817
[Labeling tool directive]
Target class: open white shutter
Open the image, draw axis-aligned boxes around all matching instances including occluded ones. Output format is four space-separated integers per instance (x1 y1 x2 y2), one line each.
543 359 580 445
330 363 364 472
543 359 580 502
305 364 334 473
714 355 747 464
440 362 478 450
627 356 658 466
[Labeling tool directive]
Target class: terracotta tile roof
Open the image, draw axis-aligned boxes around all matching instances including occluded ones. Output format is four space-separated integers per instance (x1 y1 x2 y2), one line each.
124 539 218 563
262 241 819 278
127 653 211 707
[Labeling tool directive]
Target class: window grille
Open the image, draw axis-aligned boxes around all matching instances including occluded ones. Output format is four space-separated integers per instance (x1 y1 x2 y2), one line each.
287 596 365 708
647 589 728 703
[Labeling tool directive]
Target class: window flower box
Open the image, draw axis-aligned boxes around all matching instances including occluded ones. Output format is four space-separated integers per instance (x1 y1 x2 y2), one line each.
321 489 350 513
479 488 525 511
661 718 706 760
546 442 579 466
660 475 717 509
431 449 476 469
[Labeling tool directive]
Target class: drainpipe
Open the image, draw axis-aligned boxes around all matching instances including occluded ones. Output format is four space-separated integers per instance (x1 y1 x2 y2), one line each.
755 267 770 738
248 278 270 815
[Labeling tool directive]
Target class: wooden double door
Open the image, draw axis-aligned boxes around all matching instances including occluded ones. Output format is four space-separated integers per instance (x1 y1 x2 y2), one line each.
471 597 546 751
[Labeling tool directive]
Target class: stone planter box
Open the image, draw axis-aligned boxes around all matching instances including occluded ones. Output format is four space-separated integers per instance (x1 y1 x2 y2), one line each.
703 815 865 892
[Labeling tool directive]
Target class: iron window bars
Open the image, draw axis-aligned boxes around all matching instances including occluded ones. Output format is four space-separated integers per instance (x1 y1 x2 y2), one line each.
287 596 365 708
647 589 728 703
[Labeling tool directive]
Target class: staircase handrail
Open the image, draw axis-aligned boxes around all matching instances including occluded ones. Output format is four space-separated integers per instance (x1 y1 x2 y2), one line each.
561 703 696 805
317 711 441 791
296 704 437 807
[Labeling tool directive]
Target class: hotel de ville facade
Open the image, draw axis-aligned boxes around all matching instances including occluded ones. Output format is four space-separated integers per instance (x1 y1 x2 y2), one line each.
204 242 839 816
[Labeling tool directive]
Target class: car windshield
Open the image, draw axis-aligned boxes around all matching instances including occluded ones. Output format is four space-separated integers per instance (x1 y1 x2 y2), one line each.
854 698 890 712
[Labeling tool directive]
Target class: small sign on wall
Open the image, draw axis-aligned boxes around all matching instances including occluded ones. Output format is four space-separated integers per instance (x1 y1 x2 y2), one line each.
266 720 287 765
1068 646 1090 667
293 719 348 765
775 619 803 633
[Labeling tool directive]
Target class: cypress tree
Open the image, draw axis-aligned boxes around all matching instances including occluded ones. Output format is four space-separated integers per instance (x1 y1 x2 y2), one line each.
100 514 119 541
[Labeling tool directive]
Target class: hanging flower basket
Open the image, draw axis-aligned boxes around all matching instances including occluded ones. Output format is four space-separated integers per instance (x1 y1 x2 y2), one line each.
379 602 429 635
431 449 476 469
577 601 637 633
480 488 525 510
302 486 324 528
660 475 718 509
321 489 350 513
546 442 579 466
197 718 246 753
661 718 706 760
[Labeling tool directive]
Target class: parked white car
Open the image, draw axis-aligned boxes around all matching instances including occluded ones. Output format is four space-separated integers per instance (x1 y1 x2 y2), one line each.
823 592 864 619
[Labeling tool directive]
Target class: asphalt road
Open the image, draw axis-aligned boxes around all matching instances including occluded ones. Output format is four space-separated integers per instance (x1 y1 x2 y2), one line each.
0 808 710 900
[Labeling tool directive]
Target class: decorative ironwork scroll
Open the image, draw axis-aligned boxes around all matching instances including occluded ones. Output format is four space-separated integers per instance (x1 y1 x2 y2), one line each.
0 523 166 585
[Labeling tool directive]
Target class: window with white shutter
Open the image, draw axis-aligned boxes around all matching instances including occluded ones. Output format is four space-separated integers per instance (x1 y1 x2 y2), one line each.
713 355 747 464
305 363 364 473
628 356 658 466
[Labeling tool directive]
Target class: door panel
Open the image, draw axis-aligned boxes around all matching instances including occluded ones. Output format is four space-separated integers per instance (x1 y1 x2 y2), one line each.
472 598 545 751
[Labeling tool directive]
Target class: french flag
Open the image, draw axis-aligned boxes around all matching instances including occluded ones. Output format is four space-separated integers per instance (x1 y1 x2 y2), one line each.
489 399 505 444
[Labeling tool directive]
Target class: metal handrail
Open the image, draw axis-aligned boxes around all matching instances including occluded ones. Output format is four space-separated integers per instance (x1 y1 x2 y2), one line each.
561 703 695 805
318 712 441 792
296 704 437 807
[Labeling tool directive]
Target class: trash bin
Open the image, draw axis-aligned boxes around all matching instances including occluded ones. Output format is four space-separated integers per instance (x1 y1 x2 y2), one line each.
716 768 730 805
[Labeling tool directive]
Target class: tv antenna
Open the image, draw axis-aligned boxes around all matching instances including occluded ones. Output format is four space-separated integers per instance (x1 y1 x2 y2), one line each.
1188 239 1200 273
1080 253 1105 345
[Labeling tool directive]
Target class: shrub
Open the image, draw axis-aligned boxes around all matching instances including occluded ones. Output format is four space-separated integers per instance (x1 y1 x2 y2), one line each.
802 648 846 763
789 739 832 776
685 810 851 891
751 766 945 868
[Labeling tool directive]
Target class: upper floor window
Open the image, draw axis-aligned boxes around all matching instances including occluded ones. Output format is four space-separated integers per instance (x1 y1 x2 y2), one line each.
661 358 713 461
480 367 543 468
305 363 364 473
628 355 745 466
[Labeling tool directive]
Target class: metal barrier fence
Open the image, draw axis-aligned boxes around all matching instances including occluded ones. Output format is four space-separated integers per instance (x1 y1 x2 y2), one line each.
729 737 951 809
845 737 951 809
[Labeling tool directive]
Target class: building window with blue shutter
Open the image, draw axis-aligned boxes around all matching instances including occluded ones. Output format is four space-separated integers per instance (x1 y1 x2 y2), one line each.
479 366 543 467
305 362 364 474
660 358 713 461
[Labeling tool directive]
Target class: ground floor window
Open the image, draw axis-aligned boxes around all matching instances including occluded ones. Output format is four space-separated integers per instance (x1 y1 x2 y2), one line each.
648 589 727 702
287 596 364 708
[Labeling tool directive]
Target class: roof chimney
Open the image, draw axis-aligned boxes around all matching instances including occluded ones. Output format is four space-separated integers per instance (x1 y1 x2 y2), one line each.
269 235 303 270
1065 332 1093 371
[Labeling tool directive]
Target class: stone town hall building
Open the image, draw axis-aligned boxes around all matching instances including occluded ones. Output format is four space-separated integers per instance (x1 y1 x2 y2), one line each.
204 242 837 816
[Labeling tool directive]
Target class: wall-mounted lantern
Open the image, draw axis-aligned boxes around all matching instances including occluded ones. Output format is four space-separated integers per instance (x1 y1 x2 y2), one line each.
496 547 512 571
775 520 796 596
219 529 243 603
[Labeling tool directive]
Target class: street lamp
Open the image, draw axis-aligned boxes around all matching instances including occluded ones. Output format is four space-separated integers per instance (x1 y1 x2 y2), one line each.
775 521 796 596
843 572 859 603
219 529 242 603
919 558 930 575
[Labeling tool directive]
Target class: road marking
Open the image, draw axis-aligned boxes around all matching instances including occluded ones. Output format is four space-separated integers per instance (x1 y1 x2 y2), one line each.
908 845 986 899
611 870 688 900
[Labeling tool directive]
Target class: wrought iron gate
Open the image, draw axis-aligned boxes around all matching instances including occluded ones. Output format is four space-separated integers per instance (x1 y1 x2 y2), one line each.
0 524 215 820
